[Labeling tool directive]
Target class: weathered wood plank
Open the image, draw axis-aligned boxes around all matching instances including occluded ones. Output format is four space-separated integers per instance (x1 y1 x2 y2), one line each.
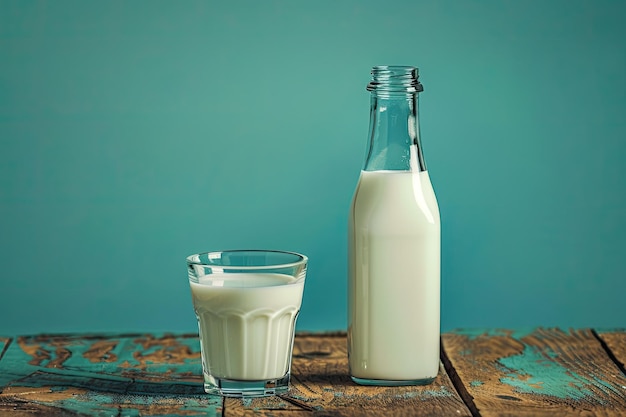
442 328 626 417
597 330 626 373
0 333 221 417
225 333 472 417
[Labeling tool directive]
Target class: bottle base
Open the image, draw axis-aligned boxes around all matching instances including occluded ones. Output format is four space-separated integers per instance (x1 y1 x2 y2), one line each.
351 376 436 386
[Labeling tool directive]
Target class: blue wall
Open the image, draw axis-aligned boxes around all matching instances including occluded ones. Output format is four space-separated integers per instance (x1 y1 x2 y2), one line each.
1 0 625 335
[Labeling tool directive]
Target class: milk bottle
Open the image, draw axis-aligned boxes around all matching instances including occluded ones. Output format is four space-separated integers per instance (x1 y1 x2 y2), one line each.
348 66 440 385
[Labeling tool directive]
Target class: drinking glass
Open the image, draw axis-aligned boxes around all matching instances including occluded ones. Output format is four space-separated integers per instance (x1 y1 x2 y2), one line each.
187 250 307 397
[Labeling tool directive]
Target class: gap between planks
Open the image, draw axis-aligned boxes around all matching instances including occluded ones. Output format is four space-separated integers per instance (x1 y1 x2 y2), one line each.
0 338 12 363
440 338 482 417
592 329 626 377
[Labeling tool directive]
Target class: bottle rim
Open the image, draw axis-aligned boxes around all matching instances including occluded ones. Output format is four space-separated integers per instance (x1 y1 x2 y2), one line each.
367 65 424 94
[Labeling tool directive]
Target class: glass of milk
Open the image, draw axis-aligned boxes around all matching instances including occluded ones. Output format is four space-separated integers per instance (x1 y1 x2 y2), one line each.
186 249 307 397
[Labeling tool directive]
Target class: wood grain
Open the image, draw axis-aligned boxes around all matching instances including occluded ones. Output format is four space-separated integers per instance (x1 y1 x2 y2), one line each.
225 333 472 417
597 330 626 373
442 328 626 417
0 333 221 417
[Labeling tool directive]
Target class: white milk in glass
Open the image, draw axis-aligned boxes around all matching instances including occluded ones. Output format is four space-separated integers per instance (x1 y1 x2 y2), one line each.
348 169 440 381
190 273 304 381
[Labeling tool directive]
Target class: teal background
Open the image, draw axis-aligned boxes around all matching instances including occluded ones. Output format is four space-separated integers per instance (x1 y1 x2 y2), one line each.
1 0 625 335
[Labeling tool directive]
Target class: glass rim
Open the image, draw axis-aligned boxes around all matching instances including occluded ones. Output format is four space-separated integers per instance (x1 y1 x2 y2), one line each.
186 249 308 270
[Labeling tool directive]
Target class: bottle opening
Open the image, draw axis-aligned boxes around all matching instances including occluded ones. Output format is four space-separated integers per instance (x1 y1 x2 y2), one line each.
367 65 423 94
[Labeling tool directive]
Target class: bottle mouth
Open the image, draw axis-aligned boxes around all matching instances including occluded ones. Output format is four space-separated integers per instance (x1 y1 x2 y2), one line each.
367 65 424 94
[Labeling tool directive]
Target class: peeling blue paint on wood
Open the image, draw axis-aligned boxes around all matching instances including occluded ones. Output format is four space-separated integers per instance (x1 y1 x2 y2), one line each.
0 333 204 387
0 333 221 416
451 328 536 340
498 345 595 400
444 328 626 415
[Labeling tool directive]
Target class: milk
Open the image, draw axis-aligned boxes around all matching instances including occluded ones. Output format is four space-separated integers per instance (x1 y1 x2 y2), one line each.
190 273 304 381
348 169 440 381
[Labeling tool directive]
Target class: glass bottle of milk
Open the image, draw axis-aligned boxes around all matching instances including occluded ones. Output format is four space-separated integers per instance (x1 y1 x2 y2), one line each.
348 66 440 386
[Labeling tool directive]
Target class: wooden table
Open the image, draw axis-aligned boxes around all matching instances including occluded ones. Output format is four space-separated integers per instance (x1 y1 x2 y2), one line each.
1 328 625 416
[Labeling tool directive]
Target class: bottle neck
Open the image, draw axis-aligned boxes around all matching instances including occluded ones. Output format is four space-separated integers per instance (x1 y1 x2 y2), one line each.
363 92 426 172
363 66 426 172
